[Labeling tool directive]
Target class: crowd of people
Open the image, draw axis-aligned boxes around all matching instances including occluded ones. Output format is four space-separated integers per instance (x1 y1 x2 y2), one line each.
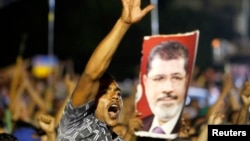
0 0 250 141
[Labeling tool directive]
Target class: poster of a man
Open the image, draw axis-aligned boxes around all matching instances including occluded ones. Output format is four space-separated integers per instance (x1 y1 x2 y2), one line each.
135 30 200 139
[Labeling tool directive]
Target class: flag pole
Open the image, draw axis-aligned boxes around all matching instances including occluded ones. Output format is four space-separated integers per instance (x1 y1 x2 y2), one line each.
150 0 159 35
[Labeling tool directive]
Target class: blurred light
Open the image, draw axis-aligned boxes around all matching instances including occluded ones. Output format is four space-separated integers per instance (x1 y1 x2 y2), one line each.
211 38 220 48
185 96 191 105
32 55 58 79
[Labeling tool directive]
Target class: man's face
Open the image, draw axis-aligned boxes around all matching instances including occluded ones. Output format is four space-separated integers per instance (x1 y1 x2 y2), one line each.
143 56 188 122
95 81 123 127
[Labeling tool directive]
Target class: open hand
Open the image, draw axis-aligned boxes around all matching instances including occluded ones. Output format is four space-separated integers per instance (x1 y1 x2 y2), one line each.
121 0 155 24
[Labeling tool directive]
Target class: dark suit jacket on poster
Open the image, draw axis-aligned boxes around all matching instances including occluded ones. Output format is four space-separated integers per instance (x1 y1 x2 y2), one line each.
138 115 190 141
141 114 181 134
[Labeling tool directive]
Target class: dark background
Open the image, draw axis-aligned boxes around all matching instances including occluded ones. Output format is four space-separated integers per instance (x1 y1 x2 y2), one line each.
0 0 243 81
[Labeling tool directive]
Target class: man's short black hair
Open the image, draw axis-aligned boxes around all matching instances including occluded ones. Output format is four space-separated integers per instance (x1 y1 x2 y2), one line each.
98 72 116 95
92 72 117 111
100 72 116 82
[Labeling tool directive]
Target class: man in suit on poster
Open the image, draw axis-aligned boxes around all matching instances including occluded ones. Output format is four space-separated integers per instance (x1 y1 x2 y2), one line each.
141 40 190 135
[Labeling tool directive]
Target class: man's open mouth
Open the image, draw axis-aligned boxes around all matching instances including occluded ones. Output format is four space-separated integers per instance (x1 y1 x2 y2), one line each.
108 104 119 119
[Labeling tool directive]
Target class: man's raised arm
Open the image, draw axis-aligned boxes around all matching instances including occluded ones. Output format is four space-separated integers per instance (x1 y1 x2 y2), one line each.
71 0 154 106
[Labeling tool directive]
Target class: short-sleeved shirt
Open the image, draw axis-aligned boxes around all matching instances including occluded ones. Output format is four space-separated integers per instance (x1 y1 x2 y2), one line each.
57 100 124 141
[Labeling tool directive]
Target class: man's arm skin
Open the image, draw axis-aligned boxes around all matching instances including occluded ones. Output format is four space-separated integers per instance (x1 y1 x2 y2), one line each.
71 0 154 107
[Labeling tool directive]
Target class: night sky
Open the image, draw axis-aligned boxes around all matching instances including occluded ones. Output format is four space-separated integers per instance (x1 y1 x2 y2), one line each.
0 0 48 67
0 0 154 80
0 0 240 80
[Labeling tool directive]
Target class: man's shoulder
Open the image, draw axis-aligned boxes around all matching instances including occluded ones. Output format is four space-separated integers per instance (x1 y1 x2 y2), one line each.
141 114 154 131
64 99 95 115
142 114 154 122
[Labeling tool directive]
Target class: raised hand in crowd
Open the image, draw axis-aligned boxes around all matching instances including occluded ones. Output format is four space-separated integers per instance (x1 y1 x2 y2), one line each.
206 72 232 118
236 81 250 124
38 114 56 141
196 98 225 141
124 111 143 141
